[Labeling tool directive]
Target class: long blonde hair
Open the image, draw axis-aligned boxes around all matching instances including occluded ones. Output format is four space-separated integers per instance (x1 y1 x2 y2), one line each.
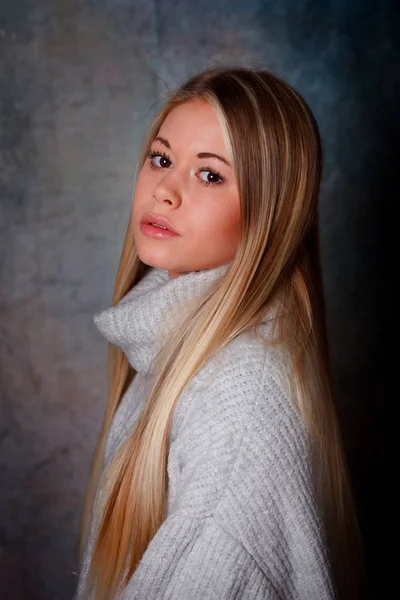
81 65 362 600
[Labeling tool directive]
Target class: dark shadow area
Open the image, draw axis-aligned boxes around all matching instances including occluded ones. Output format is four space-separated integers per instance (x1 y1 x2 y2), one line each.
319 6 395 599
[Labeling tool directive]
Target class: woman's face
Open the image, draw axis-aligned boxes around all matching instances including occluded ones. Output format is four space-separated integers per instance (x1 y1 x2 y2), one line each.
132 99 241 278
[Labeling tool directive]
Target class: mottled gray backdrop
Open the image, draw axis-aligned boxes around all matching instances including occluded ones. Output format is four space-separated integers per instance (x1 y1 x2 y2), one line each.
0 1 396 599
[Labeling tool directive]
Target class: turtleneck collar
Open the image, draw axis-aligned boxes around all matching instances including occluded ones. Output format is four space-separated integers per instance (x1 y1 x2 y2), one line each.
93 262 231 374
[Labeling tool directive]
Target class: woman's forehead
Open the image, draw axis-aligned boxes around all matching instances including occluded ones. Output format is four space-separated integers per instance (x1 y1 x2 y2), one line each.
154 100 233 165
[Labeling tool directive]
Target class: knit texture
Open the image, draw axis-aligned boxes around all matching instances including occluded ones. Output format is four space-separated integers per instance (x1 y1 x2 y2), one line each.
73 263 334 600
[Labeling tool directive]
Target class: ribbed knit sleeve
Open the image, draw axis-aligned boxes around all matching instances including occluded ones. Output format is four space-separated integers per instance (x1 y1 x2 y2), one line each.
118 338 335 600
124 516 279 599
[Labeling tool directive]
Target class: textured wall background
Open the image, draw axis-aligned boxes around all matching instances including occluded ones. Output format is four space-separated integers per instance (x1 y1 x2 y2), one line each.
0 1 396 599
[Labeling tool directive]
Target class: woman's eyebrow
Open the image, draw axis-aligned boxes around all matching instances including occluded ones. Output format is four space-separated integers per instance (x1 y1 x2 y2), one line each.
153 136 171 148
153 136 231 167
197 152 231 167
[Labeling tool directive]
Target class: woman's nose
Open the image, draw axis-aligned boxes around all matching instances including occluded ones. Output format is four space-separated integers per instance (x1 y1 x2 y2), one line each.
152 174 182 207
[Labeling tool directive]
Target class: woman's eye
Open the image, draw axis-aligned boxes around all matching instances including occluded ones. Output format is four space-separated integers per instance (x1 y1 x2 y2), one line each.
198 170 224 185
151 154 171 168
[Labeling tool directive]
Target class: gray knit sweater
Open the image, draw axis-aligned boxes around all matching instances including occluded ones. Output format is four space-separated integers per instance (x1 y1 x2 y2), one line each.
73 263 335 600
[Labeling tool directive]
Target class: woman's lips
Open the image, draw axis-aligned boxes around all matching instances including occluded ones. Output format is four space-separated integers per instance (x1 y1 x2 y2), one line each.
140 222 180 239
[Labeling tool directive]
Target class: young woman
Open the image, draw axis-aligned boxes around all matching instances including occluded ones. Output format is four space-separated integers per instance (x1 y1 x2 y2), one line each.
74 65 362 600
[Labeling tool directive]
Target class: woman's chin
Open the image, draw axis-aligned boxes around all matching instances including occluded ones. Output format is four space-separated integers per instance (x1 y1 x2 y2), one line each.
137 249 177 272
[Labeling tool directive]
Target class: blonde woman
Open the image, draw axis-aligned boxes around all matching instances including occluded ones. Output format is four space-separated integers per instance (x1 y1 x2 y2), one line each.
73 65 362 600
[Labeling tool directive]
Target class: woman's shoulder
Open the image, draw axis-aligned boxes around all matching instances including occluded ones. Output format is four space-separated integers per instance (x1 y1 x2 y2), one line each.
209 320 291 402
172 321 303 451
